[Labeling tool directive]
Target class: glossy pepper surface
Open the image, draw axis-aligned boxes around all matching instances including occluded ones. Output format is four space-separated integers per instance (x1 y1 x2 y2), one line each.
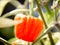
14 14 44 42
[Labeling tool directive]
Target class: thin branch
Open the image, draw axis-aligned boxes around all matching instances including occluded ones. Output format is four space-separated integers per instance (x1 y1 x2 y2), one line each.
40 40 44 45
24 0 28 8
35 0 48 28
33 0 55 45
32 25 54 45
29 0 34 16
2 9 29 17
0 37 11 45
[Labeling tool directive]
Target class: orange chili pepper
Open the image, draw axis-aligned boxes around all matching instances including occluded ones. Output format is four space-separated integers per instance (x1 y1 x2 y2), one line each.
14 14 44 42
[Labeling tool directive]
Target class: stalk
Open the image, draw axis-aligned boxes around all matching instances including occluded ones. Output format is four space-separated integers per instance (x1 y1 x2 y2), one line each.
32 0 55 45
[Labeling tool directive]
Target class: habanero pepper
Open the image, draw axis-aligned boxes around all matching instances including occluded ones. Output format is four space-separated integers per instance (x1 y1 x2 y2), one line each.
14 14 44 42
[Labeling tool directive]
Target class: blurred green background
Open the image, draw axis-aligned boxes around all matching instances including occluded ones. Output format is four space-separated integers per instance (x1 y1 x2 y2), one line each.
0 0 60 45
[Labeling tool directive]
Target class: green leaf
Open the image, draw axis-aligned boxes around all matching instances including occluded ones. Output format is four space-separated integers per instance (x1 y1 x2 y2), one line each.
8 38 29 45
0 0 10 16
0 26 14 40
43 4 55 26
43 12 54 26
0 17 14 28
8 38 17 43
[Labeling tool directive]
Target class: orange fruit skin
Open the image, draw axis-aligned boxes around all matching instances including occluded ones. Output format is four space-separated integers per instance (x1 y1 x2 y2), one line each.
14 15 44 42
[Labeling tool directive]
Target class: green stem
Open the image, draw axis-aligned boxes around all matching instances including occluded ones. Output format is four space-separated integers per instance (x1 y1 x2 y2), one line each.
29 0 34 16
24 0 28 8
2 9 29 17
54 6 60 32
47 32 55 45
0 37 11 45
54 8 59 21
35 0 48 28
40 40 44 45
28 42 32 45
33 0 55 45
54 24 60 31
28 42 30 45
32 25 54 45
